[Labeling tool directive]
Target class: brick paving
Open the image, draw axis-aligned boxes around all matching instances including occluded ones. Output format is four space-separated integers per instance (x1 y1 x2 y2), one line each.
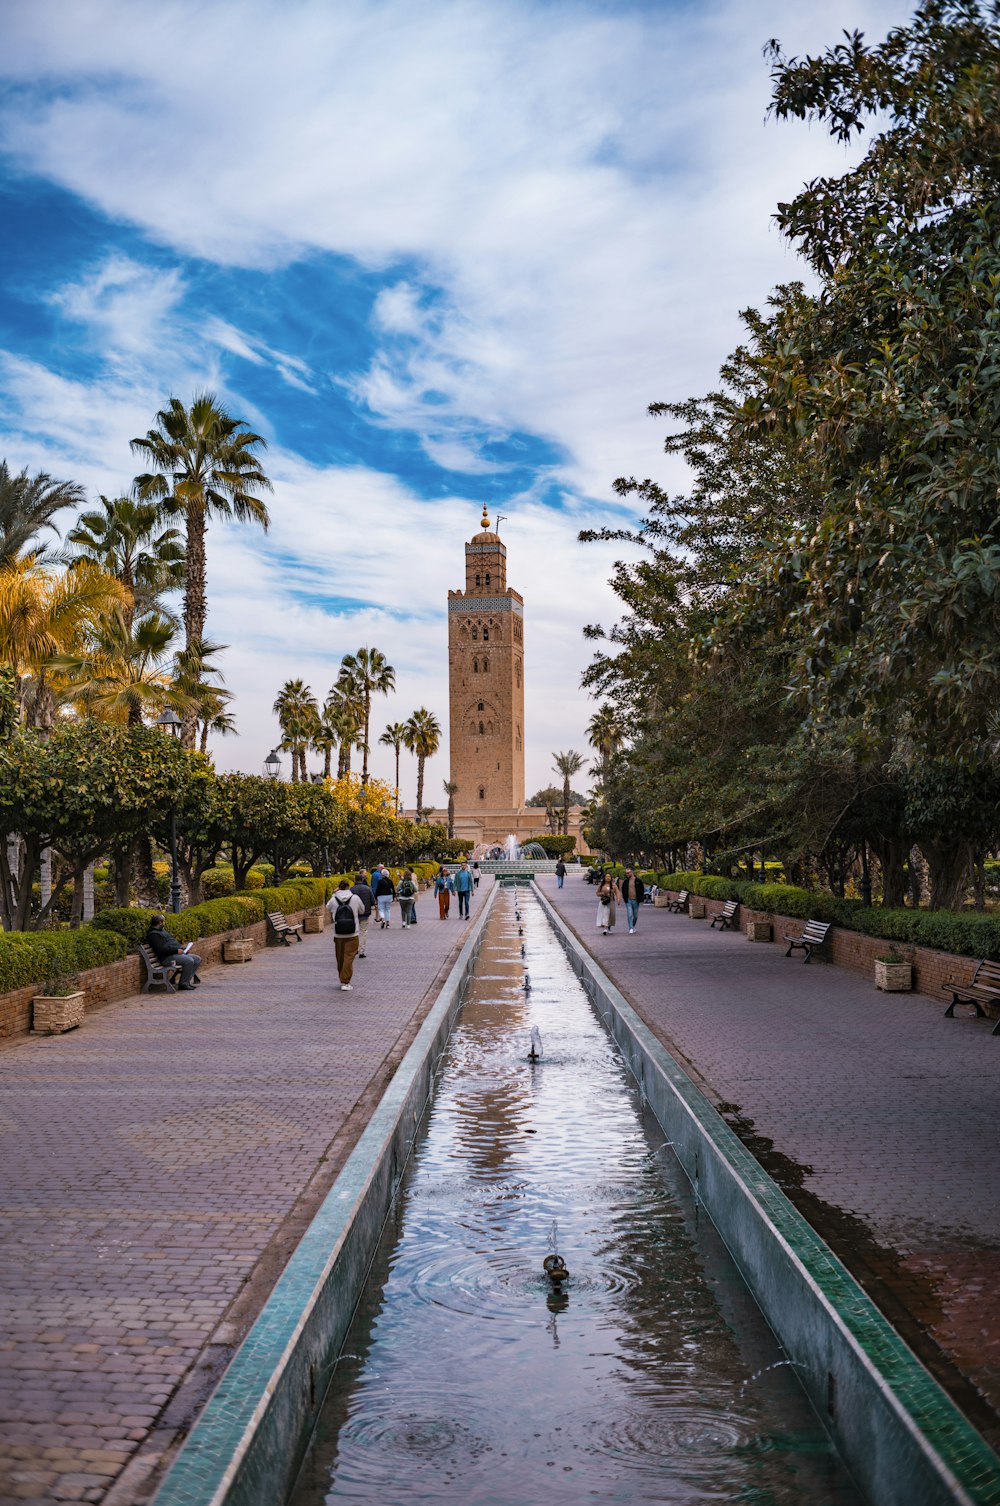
541 874 1000 1450
0 882 490 1506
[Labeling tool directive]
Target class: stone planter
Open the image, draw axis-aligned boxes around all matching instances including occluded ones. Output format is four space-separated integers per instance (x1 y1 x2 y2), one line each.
746 920 772 943
303 909 325 934
688 898 707 919
875 960 912 992
653 894 672 908
32 991 86 1035
222 939 254 964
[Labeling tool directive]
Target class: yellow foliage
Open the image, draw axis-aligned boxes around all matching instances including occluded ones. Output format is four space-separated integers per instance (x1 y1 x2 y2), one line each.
324 773 397 814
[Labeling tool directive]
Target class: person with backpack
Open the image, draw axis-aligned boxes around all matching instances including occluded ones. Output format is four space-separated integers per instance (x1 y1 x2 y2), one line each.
373 865 396 928
351 870 374 957
326 880 365 990
398 869 418 927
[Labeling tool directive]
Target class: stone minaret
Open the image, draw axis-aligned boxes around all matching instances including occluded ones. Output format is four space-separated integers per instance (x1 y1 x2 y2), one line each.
448 507 525 820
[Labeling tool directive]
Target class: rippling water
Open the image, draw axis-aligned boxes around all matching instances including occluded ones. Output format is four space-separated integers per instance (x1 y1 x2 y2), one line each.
290 890 861 1505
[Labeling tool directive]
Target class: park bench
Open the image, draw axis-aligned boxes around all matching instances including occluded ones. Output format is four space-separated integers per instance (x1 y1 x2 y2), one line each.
267 910 304 945
666 890 689 913
710 899 739 931
942 959 1000 1035
783 920 831 963
138 942 182 994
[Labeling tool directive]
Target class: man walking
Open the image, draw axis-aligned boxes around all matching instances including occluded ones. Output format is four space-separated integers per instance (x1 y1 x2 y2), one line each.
351 870 374 957
620 866 645 934
454 860 473 919
326 879 365 990
555 857 567 889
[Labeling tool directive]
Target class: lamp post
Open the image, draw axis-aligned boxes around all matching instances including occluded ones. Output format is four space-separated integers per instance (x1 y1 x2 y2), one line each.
156 708 183 914
264 749 282 781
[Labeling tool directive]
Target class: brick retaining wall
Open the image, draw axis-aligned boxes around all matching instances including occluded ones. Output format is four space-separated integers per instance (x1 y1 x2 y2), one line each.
672 893 998 1019
0 907 315 1043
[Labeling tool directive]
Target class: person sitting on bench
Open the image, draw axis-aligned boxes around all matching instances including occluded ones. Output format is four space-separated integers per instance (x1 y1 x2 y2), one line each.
145 914 202 991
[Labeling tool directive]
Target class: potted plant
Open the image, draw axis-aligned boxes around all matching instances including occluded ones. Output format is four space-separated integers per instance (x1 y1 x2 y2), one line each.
688 896 707 919
32 973 86 1034
875 950 913 992
222 929 254 964
746 918 772 942
303 905 325 934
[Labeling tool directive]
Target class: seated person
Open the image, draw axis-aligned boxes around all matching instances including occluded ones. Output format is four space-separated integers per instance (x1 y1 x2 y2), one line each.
145 914 202 990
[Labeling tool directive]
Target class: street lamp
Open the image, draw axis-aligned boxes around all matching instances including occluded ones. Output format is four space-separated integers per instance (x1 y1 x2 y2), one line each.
156 708 183 914
264 749 282 781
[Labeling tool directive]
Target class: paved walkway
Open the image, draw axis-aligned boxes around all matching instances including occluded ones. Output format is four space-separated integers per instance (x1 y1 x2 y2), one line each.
540 875 1000 1451
0 882 491 1506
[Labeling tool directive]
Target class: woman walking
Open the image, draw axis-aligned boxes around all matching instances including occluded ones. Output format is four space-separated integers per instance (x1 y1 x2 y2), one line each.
434 866 453 919
398 869 418 927
596 872 622 935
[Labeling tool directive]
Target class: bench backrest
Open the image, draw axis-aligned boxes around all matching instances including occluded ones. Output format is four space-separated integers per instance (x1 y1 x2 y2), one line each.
267 911 288 926
721 900 738 916
802 920 831 945
138 942 174 974
971 959 1000 991
677 890 689 904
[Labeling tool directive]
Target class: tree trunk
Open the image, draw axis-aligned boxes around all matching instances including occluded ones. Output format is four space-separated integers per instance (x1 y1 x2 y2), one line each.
869 835 908 908
908 845 930 908
394 749 401 813
182 503 207 749
129 835 159 908
973 853 986 913
200 721 209 754
70 863 86 929
919 839 974 912
112 847 131 906
416 756 425 821
324 746 332 778
361 699 370 784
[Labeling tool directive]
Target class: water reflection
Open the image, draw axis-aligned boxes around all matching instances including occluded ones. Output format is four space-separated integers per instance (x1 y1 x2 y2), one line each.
290 891 860 1505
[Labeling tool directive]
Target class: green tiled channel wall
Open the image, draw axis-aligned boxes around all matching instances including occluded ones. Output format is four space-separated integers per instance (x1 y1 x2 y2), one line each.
150 885 499 1506
534 882 1000 1506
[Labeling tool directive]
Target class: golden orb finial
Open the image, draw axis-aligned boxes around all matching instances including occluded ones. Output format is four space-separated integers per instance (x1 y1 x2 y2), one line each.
480 505 490 531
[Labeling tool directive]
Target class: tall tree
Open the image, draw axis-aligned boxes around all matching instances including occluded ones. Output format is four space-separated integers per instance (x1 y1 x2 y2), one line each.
326 674 366 777
380 721 408 813
552 750 585 836
273 679 320 782
56 610 176 727
339 647 396 783
443 780 458 839
66 495 185 630
131 394 271 746
0 461 84 565
587 704 625 785
404 708 441 820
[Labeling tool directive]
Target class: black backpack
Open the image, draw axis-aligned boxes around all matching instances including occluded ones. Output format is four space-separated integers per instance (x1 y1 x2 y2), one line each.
334 898 355 934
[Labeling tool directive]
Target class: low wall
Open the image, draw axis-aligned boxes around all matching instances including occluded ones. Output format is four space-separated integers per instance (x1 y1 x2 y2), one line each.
669 892 999 1019
0 908 315 1043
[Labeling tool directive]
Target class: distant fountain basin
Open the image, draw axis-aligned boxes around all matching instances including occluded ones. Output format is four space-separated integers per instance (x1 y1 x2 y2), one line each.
469 835 554 866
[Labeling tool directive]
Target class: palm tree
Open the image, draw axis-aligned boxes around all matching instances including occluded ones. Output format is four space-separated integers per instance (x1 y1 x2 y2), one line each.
131 393 271 746
0 555 127 729
404 708 441 821
339 647 396 783
587 704 625 784
312 717 340 779
0 461 85 565
273 679 320 782
552 750 586 836
57 610 176 726
379 721 408 813
66 495 185 630
326 673 366 777
443 780 458 839
171 639 233 752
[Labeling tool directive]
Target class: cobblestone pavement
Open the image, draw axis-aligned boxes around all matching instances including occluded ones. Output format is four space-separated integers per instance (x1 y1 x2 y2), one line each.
0 882 490 1506
541 875 1000 1450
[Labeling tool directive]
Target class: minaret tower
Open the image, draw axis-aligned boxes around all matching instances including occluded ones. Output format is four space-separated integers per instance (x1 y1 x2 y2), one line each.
448 507 525 821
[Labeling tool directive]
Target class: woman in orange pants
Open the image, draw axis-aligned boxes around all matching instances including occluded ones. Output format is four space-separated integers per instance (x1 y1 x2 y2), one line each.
434 866 453 919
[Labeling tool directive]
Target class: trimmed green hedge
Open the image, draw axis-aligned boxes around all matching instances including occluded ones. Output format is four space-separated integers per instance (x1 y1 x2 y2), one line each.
658 872 1000 961
0 928 127 993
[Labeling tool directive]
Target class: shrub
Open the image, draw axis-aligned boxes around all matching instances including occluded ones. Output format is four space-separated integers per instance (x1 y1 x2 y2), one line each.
244 868 267 890
0 927 127 992
202 867 237 900
91 907 157 948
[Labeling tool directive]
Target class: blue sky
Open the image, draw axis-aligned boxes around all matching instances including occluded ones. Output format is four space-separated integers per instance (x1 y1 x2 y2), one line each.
0 0 913 802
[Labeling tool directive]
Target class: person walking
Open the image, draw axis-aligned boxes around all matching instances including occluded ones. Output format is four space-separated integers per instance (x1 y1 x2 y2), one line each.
620 866 645 933
145 914 202 990
373 865 396 929
351 870 374 957
326 880 364 990
596 872 622 936
434 865 453 919
472 862 481 890
555 857 567 889
453 860 473 918
398 868 418 927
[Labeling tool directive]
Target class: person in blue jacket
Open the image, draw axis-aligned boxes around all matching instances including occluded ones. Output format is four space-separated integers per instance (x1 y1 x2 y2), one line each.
434 865 454 919
453 860 474 919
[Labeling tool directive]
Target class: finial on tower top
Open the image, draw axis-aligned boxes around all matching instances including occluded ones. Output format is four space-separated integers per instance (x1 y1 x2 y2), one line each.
480 505 490 531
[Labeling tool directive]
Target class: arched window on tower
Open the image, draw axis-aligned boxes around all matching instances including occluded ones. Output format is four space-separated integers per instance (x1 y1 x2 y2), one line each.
479 786 486 800
515 660 521 687
485 572 491 587
471 626 478 641
479 721 484 734
482 656 489 673
482 628 489 642
477 701 484 711
473 657 479 673
475 573 481 586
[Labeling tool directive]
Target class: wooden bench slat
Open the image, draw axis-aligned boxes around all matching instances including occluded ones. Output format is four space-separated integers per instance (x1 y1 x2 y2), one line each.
666 890 689 913
138 942 182 994
782 920 831 963
942 959 1000 1033
267 910 304 945
710 900 739 931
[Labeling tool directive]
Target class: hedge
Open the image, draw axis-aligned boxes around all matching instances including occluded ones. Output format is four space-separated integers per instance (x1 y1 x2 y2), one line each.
0 928 127 993
658 872 1000 961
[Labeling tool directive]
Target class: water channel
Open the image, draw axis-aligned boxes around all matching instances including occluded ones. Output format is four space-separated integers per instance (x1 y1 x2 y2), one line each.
290 888 862 1504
